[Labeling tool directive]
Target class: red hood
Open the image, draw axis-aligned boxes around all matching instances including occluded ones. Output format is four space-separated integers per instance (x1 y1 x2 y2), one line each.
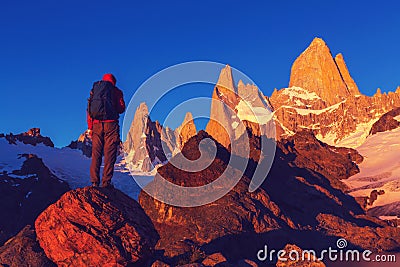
102 73 116 86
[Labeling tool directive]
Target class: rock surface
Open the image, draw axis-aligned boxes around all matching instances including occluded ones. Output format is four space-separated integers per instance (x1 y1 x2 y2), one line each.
139 131 292 261
201 252 227 266
334 53 360 96
175 112 197 150
270 38 400 146
139 130 400 264
0 154 69 245
275 244 325 267
35 187 159 266
206 65 274 148
66 129 92 157
288 37 351 105
280 130 362 191
3 128 54 147
369 107 400 135
124 102 168 172
124 103 197 172
0 225 55 267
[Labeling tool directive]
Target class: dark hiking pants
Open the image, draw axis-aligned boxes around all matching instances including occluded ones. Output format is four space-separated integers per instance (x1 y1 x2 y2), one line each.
90 121 120 186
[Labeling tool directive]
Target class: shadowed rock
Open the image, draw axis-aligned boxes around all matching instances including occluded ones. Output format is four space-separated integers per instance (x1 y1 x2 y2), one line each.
369 107 400 135
140 130 400 265
0 225 55 267
0 154 69 245
3 128 54 147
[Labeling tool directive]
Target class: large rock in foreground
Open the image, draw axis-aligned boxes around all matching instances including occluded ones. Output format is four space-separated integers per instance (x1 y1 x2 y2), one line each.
0 225 55 267
35 187 159 266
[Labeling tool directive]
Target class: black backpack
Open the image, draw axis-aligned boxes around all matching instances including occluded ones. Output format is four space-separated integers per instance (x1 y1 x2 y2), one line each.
88 81 119 120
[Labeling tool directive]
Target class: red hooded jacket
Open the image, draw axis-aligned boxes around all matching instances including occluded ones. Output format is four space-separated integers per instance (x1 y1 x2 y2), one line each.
87 74 126 130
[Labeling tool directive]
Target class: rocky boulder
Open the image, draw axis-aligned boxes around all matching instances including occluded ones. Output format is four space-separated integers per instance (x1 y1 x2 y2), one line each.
35 187 159 266
0 225 55 267
275 244 325 267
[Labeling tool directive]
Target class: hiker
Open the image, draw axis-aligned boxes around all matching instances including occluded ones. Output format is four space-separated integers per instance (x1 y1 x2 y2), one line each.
87 73 126 188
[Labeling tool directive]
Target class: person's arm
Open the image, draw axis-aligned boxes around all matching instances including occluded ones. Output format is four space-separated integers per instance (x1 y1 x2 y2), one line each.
114 87 126 114
87 111 93 130
87 90 94 133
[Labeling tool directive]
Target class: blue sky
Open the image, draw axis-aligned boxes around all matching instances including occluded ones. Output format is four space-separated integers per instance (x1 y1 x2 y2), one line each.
1 0 399 147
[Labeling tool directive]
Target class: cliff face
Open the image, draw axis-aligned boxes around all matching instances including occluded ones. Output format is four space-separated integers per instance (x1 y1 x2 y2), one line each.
206 65 274 148
288 38 353 105
67 130 92 157
270 38 400 147
334 53 360 95
175 112 197 150
369 106 400 135
204 39 400 150
124 103 197 172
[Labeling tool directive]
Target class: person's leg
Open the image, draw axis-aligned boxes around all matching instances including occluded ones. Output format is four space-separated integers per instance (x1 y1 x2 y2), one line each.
102 122 120 187
90 123 104 186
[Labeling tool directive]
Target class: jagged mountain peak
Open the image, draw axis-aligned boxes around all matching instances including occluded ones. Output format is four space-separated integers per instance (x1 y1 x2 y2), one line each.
237 79 245 88
309 37 328 47
206 64 276 148
334 53 360 95
289 37 351 105
124 105 199 172
1 128 54 147
136 102 149 116
216 64 235 92
270 38 400 146
175 112 197 150
182 111 193 121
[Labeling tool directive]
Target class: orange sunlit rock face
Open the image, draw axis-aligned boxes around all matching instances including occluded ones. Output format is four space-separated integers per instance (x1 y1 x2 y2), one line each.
35 187 159 266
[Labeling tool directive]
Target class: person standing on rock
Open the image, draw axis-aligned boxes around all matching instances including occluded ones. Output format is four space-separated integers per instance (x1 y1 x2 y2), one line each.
87 74 125 188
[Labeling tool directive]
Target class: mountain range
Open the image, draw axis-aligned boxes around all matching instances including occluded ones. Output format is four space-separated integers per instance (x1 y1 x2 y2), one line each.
0 37 399 266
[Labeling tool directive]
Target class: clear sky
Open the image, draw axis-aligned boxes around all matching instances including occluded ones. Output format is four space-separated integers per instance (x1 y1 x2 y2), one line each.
1 0 399 147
